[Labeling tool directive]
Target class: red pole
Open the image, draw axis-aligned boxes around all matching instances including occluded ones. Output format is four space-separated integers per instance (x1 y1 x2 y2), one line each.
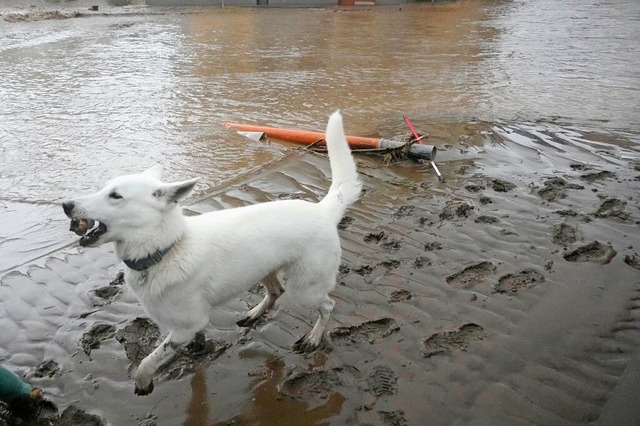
403 116 423 144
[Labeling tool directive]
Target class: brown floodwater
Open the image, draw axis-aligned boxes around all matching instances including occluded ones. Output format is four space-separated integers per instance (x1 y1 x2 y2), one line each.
1 1 639 425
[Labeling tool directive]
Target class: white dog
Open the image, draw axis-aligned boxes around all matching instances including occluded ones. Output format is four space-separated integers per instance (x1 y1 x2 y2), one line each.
62 111 361 395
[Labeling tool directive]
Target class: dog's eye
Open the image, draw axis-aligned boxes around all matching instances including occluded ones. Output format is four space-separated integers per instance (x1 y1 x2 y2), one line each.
109 191 123 200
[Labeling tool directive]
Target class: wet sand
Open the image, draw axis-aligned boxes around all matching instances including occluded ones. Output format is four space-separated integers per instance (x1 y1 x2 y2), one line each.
1 122 639 425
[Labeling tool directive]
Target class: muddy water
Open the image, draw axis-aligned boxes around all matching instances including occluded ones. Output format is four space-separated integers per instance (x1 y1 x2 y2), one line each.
1 1 640 425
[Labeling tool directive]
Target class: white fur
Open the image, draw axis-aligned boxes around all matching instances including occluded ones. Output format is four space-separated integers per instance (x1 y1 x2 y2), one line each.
63 111 361 395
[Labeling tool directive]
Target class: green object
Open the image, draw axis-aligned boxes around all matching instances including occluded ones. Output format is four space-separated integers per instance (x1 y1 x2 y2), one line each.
0 365 32 402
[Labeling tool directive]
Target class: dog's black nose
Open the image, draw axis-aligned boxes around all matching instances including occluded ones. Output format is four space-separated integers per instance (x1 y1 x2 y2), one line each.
62 201 75 216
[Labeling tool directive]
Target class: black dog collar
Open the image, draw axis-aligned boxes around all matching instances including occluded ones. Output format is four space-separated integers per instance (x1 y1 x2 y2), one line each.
123 244 174 272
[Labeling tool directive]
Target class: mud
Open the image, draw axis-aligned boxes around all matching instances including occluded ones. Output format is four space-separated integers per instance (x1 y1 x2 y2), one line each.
2 124 639 424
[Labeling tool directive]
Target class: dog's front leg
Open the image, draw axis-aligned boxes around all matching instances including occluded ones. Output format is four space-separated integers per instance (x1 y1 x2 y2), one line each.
134 330 194 396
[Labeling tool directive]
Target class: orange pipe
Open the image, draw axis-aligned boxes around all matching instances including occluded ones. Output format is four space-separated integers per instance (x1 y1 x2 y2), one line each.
223 122 383 150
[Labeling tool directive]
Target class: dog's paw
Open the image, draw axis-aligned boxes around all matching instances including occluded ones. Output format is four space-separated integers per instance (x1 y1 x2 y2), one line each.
236 315 260 328
134 380 154 396
293 334 322 354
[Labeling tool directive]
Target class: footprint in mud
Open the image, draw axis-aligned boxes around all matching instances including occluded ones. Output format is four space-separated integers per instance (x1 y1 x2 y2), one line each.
625 254 640 270
115 317 230 380
412 257 431 269
33 360 60 378
92 272 125 304
580 170 616 183
378 259 401 270
564 241 617 264
93 285 121 302
379 410 408 426
279 368 342 399
465 183 486 193
59 405 106 426
493 270 544 294
439 201 474 220
330 318 400 345
364 231 402 252
594 198 629 220
422 323 486 358
380 239 402 252
423 242 442 251
446 261 496 289
354 264 373 276
367 365 398 397
570 164 593 171
393 205 415 218
388 289 412 303
114 317 161 365
552 223 580 246
81 323 116 356
490 179 516 192
479 196 493 205
338 216 355 230
475 215 500 224
364 231 387 243
537 177 584 202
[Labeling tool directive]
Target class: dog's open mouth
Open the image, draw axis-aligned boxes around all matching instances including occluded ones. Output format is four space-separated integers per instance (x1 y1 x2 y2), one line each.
69 219 108 247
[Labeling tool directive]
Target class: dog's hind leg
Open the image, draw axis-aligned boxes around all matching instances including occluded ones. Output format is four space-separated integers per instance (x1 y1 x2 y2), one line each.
236 271 285 328
293 296 335 353
134 326 202 396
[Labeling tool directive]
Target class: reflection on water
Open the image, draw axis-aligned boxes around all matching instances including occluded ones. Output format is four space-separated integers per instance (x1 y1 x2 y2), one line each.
185 368 210 426
212 356 345 425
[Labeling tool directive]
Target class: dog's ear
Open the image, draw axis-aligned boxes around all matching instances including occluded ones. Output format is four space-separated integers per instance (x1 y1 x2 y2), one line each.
143 165 163 180
154 178 199 204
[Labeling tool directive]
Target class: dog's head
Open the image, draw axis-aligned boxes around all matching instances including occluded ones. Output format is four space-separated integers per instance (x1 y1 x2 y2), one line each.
62 165 199 248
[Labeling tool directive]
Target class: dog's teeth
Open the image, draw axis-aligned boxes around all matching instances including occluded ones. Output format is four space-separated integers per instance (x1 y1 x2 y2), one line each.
70 218 96 236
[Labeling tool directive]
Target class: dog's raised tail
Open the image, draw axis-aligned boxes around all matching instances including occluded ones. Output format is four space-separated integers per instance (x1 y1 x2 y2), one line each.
319 111 362 224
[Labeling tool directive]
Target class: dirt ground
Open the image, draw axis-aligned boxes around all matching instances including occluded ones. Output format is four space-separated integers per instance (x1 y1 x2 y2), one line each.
1 123 640 425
